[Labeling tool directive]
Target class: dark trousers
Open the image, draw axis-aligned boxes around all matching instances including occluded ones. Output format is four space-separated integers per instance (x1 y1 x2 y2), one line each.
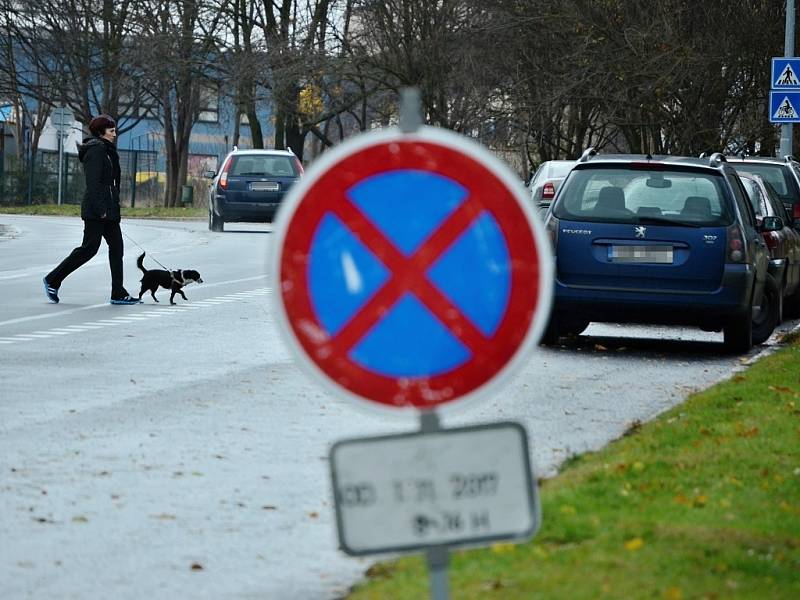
46 219 128 298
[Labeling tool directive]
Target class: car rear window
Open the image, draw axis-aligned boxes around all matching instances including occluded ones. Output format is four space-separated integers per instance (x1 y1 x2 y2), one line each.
230 155 299 177
554 167 733 226
733 164 794 204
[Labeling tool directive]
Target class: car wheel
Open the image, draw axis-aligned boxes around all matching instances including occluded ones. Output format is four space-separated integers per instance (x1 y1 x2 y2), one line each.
209 207 224 232
723 311 752 354
751 273 780 345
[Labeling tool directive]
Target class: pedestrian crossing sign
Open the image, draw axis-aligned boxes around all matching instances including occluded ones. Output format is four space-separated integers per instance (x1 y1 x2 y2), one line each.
772 58 800 89
770 91 800 123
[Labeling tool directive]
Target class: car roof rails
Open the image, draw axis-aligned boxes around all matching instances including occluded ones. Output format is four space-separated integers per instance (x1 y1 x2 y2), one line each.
578 147 596 163
699 152 707 158
232 145 239 152
708 152 727 166
785 154 796 163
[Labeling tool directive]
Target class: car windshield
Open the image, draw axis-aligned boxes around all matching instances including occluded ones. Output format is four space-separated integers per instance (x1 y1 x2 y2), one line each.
554 167 733 226
231 155 298 177
733 164 794 204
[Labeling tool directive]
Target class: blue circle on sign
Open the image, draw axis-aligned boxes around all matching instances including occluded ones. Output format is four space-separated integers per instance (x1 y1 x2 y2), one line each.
307 169 511 378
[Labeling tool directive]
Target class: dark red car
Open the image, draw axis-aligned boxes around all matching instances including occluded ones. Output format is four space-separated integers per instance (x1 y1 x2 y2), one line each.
740 173 800 319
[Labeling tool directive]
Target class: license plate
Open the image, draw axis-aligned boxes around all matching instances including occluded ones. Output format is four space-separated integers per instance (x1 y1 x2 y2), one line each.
609 245 673 263
250 181 279 192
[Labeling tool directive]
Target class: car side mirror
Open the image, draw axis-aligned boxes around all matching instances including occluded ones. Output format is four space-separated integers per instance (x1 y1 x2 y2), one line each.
761 215 783 232
203 170 216 179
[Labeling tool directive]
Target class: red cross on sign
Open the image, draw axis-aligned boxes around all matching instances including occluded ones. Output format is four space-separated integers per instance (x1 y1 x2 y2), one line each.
271 128 553 412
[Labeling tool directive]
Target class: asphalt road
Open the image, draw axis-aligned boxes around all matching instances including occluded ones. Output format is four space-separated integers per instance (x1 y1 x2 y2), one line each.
0 214 795 599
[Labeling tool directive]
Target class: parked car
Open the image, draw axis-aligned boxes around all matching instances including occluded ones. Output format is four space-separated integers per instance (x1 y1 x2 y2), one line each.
727 155 800 228
542 149 780 353
528 160 575 215
739 173 800 319
205 148 304 231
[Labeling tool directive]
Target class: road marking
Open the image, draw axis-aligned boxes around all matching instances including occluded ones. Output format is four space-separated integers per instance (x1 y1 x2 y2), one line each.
0 275 267 328
0 286 271 346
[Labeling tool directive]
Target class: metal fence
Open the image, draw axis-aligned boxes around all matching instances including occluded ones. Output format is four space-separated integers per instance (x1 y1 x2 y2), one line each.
0 149 211 208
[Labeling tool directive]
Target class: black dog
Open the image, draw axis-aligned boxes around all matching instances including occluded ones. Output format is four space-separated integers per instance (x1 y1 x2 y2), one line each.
136 252 203 304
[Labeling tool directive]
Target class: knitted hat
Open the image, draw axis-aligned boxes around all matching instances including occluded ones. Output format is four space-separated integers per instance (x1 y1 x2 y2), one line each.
89 114 116 137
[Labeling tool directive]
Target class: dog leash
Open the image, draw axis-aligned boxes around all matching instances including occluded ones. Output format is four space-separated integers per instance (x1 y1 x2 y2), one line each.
122 230 171 271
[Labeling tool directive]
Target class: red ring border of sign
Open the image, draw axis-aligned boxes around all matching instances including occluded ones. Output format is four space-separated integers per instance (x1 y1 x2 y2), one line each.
270 126 553 414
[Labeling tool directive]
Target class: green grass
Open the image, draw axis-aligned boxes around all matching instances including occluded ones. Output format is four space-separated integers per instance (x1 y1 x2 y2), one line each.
348 340 800 600
0 204 205 219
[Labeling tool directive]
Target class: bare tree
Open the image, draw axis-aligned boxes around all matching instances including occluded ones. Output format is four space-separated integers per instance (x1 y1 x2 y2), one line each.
138 0 227 206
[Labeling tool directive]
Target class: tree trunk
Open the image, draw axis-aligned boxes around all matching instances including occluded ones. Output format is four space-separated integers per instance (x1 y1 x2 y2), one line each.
247 109 263 148
274 109 285 150
286 117 305 161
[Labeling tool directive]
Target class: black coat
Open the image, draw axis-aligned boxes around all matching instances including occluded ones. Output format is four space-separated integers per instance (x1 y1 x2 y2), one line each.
78 137 122 221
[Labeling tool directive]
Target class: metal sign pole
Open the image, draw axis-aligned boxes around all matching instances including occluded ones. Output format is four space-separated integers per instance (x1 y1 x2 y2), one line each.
420 410 450 600
57 128 63 205
426 546 450 600
781 0 796 157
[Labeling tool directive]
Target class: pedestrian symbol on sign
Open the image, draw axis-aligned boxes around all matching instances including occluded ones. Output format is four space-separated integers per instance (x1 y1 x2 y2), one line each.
774 97 799 120
777 64 800 86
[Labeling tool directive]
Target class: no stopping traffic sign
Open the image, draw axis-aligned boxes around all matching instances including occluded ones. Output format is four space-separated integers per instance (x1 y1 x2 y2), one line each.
271 127 552 411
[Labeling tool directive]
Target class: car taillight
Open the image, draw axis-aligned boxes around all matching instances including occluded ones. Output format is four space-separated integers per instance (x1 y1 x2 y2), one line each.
794 203 800 221
542 182 555 199
219 156 233 189
726 224 746 263
544 215 559 249
764 231 779 251
294 158 304 175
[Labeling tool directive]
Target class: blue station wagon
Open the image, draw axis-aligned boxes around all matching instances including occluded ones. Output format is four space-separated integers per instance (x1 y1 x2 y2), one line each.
207 148 303 231
542 150 780 353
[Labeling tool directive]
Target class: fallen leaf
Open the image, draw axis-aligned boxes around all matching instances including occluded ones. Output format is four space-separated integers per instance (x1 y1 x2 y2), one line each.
482 578 505 591
769 385 794 393
624 537 644 551
532 545 548 559
662 586 683 600
736 426 759 438
491 543 516 554
71 516 88 523
190 563 203 571
261 505 277 511
308 511 319 519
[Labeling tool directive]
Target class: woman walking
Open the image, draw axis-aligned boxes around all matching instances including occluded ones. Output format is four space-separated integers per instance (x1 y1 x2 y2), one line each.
43 114 140 305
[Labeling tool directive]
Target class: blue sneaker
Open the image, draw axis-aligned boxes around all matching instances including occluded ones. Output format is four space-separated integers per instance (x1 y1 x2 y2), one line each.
43 277 59 303
110 295 141 305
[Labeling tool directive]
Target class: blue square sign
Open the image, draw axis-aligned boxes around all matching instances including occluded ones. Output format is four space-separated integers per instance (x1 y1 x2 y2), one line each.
773 58 800 89
770 91 800 123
